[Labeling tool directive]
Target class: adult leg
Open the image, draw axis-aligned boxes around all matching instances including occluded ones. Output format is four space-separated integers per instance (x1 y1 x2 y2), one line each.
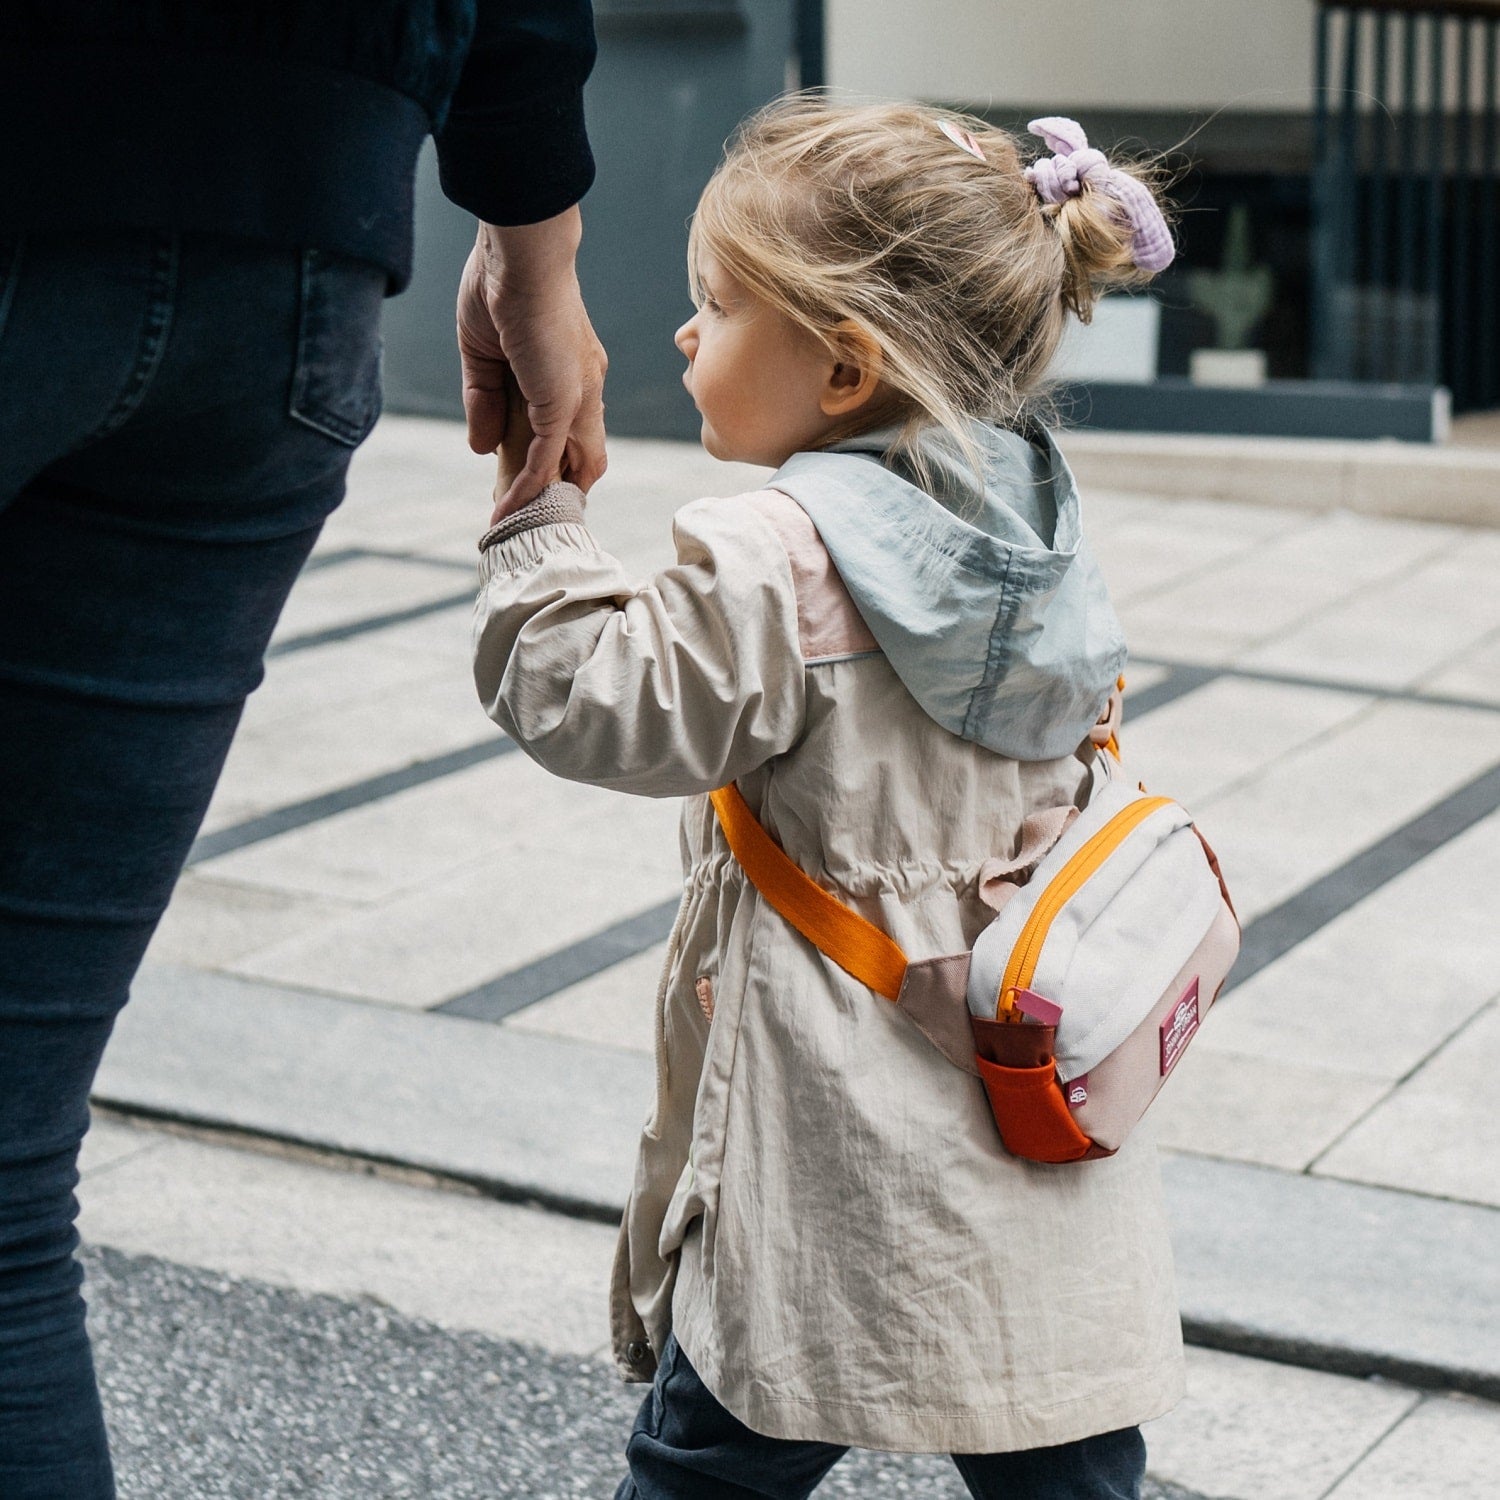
951 1426 1147 1500
0 232 383 1498
615 1336 848 1500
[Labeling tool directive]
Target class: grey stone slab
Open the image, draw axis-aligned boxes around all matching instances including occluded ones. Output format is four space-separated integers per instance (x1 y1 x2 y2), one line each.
1196 697 1500 923
1241 532 1500 691
1119 510 1455 666
504 941 666 1054
1163 1152 1500 1400
95 965 653 1221
1148 1046 1389 1173
78 1116 170 1178
80 1128 620 1357
1143 1346 1417 1500
1313 1000 1500 1208
1323 1391 1500 1499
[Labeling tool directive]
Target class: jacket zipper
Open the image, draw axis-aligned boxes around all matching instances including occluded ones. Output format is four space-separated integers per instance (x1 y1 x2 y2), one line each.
998 796 1175 1016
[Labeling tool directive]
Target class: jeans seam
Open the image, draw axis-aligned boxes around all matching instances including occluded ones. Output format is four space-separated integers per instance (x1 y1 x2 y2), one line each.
88 233 179 442
0 238 22 344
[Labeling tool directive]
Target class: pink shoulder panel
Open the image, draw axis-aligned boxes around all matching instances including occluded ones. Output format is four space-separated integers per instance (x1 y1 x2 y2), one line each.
745 490 878 663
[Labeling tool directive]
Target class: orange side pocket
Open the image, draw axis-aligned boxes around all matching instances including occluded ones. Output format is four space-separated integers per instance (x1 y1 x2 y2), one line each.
973 1053 1100 1164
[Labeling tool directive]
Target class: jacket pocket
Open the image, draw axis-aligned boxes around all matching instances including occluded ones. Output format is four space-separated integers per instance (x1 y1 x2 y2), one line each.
289 249 384 446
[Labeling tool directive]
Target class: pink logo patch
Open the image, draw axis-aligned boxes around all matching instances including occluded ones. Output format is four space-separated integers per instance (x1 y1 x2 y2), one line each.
1064 1075 1089 1109
1160 978 1200 1077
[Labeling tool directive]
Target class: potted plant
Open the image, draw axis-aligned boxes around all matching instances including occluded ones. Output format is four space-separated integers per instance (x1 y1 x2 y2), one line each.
1187 204 1274 387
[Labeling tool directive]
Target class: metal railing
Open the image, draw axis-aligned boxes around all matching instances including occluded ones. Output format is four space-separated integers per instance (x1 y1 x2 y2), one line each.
1312 1 1499 410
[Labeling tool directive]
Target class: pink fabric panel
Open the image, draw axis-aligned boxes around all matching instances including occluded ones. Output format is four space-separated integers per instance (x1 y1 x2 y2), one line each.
745 490 878 662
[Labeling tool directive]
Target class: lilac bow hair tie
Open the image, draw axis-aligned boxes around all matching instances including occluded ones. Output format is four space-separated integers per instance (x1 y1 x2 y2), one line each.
1023 117 1174 274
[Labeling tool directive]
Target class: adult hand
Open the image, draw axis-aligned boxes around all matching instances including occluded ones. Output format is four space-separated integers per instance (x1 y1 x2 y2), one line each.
490 367 548 524
457 205 608 518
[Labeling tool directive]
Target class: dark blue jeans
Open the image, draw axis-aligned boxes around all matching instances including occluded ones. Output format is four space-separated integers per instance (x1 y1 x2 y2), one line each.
617 1337 1147 1500
0 231 384 1498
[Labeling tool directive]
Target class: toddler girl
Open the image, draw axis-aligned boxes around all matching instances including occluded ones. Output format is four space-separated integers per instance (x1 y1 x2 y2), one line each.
473 100 1180 1500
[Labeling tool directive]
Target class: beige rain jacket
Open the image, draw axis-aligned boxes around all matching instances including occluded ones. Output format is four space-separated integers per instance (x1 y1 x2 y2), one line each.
472 473 1184 1455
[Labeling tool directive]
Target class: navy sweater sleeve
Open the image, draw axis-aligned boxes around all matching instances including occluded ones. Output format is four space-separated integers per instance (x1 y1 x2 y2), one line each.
434 0 598 226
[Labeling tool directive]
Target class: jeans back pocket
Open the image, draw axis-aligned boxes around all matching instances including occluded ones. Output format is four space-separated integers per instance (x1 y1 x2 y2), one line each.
289 249 385 446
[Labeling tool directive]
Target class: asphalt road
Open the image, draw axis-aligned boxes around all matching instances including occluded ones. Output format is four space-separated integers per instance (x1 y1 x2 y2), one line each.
86 1247 1206 1500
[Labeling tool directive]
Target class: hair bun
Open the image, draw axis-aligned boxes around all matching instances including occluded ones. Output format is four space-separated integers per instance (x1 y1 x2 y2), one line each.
1045 161 1169 322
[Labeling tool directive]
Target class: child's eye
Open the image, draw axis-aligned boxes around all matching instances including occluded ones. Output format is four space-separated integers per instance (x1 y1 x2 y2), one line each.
702 297 722 315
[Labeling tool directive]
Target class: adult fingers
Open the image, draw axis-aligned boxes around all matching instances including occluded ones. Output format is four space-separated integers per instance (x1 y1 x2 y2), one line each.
461 348 509 456
492 421 572 519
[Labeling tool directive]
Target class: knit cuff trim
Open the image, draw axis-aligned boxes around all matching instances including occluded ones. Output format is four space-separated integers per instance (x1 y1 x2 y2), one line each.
478 482 588 551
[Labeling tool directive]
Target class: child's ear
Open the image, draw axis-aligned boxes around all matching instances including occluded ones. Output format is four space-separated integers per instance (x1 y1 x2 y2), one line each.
820 320 885 418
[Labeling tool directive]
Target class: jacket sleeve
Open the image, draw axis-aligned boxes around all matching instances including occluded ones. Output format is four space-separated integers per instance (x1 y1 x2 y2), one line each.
434 0 597 225
472 490 808 797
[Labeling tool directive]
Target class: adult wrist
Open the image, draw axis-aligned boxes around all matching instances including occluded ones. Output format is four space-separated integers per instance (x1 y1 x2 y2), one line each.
478 207 584 295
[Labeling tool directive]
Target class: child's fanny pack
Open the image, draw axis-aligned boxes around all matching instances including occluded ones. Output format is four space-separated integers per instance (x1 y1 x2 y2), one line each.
709 743 1239 1165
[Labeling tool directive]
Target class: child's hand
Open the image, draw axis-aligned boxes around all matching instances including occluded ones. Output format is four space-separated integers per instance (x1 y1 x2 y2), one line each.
491 365 563 525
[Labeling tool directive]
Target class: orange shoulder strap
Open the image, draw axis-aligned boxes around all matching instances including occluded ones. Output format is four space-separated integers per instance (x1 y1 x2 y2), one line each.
708 783 909 1002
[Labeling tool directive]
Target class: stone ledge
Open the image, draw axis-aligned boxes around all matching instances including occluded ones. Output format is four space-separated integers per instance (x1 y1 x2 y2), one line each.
96 964 1500 1400
1057 429 1500 529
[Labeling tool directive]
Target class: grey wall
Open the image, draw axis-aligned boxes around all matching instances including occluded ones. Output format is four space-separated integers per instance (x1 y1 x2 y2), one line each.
383 1 801 438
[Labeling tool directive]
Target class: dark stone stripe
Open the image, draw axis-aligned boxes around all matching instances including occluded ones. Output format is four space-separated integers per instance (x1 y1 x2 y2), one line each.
436 897 683 1024
268 589 473 658
1227 760 1500 992
1131 657 1500 718
1122 663 1220 718
187 738 519 865
301 545 476 576
300 546 369 573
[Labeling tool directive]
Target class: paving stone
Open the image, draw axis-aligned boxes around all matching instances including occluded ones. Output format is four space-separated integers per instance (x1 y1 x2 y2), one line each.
1163 1154 1500 1399
235 635 454 736
1241 532 1500 690
199 752 682 907
96 966 654 1215
269 555 469 648
1142 1346 1417 1500
504 942 666 1055
1197 697 1500 922
1313 1000 1500 1208
1088 493 1300 610
1119 510 1456 666
1322 1391 1500 1499
79 1126 620 1357
1119 676 1369 811
1204 812 1500 1087
1418 624 1500 707
202 673 490 834
354 598 476 665
144 873 356 969
223 791 682 1008
1148 1045 1390 1173
78 1116 169 1178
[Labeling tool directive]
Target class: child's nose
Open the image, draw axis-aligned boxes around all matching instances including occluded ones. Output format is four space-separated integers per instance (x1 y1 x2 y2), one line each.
674 318 696 358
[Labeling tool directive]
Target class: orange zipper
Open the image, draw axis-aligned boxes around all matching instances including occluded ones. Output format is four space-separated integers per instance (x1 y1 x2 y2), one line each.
998 796 1174 1018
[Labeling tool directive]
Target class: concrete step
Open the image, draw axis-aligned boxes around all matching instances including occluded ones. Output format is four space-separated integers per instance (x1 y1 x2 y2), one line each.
1057 429 1500 529
95 963 1500 1402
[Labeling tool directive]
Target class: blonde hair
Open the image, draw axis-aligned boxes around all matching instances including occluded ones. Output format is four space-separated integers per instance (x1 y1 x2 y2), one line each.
689 97 1171 482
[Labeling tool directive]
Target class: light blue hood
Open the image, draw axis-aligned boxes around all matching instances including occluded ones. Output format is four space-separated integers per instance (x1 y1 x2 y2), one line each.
769 423 1125 761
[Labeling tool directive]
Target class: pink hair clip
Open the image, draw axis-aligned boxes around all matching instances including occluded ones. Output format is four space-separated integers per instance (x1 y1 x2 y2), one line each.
938 119 986 162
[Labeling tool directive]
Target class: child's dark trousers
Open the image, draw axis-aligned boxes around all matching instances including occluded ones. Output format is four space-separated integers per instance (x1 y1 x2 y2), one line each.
615 1336 1147 1500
